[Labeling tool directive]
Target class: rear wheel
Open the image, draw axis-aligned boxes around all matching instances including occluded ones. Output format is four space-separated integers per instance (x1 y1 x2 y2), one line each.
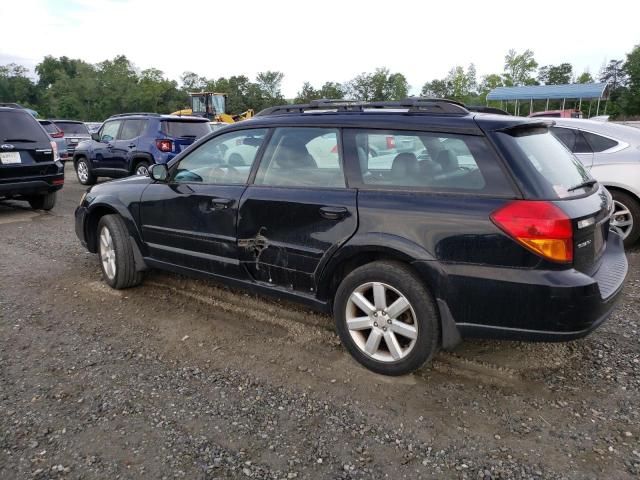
334 261 440 375
76 158 96 185
134 161 150 176
610 190 640 246
28 191 56 211
97 214 143 289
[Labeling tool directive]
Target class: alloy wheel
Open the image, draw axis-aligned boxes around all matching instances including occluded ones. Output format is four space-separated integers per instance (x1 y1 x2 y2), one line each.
77 161 89 183
135 164 149 176
345 282 418 362
611 199 633 239
99 226 116 280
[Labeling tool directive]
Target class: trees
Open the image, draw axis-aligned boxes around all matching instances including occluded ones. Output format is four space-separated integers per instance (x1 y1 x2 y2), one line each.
421 64 477 103
503 49 538 86
537 63 573 85
347 68 409 101
621 45 640 116
576 71 594 84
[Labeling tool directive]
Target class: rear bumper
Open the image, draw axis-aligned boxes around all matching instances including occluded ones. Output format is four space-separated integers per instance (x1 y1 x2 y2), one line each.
0 173 64 197
415 231 627 342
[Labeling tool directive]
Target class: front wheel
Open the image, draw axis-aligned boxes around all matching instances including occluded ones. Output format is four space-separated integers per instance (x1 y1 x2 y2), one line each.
610 190 640 247
76 158 96 185
97 214 144 289
334 261 440 376
28 191 56 211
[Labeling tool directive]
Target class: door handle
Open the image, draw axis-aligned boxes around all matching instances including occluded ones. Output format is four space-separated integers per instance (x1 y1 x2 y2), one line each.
210 198 233 210
128 143 136 148
319 206 348 220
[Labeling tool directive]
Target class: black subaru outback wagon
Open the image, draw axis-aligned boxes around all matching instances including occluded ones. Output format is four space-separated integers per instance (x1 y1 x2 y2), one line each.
75 99 627 375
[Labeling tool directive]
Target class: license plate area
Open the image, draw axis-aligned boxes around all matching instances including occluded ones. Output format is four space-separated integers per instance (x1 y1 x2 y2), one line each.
0 151 21 164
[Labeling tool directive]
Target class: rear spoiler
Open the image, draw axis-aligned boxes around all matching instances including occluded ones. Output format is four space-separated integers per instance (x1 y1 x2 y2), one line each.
495 119 555 134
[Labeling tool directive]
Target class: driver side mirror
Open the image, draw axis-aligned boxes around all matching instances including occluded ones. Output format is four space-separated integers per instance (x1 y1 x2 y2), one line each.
149 163 168 182
91 133 101 142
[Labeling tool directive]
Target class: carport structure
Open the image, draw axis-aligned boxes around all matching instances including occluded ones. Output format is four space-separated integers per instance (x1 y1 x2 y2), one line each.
486 83 608 117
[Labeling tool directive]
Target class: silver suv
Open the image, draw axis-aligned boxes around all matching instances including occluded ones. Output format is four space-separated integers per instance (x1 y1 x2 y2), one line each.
550 119 640 245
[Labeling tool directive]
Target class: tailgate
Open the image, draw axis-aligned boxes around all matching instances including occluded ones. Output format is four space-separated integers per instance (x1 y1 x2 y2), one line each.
0 145 58 180
554 186 612 275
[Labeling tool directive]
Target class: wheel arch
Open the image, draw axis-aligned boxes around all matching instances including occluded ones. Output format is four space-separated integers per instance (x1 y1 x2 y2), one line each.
129 153 154 175
84 199 143 255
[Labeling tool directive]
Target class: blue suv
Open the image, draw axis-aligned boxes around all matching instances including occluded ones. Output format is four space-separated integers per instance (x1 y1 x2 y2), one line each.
72 113 211 185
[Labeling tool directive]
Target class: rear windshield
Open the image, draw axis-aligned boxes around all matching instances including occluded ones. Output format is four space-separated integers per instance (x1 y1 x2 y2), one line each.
54 122 89 135
496 127 592 199
161 120 211 138
0 111 50 143
39 121 59 134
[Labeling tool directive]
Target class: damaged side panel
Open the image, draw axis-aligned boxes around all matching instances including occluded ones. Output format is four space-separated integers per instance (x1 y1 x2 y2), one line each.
237 186 358 293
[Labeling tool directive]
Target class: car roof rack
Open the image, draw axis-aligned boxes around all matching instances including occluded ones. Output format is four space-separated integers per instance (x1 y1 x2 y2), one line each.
465 105 509 115
109 112 162 118
255 98 470 117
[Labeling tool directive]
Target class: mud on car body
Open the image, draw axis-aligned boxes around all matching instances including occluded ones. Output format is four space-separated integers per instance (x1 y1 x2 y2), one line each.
75 99 627 376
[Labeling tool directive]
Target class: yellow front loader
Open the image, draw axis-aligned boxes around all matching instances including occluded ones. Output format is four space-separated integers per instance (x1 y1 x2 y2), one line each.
172 92 254 124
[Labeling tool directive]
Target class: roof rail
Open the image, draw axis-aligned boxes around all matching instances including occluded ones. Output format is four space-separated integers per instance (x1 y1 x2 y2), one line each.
255 98 469 117
109 112 162 118
465 105 509 115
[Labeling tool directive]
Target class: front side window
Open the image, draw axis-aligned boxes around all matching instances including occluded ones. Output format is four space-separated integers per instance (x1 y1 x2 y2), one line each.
347 129 513 194
119 119 146 140
173 129 267 184
100 121 121 142
254 128 345 188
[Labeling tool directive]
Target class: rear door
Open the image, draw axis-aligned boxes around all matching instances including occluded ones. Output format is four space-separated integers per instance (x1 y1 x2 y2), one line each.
139 128 268 277
0 110 57 181
110 119 146 173
237 127 357 292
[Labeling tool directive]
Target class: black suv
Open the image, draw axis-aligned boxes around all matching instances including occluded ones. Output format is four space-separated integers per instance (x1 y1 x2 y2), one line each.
75 99 627 375
0 107 64 210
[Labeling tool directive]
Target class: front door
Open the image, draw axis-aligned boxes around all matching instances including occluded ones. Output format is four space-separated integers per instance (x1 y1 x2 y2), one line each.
237 127 358 293
92 120 122 171
139 128 268 277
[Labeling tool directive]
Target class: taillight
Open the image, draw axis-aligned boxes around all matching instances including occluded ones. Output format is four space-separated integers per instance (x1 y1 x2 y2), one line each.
386 136 396 149
490 200 573 262
330 144 338 153
50 141 60 162
156 139 173 152
51 131 64 138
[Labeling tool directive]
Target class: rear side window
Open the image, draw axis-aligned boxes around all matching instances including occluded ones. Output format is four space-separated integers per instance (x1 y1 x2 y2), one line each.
119 119 146 140
0 111 50 143
54 122 89 135
582 131 618 152
550 127 591 154
161 121 211 139
496 127 592 199
254 128 345 188
344 129 514 195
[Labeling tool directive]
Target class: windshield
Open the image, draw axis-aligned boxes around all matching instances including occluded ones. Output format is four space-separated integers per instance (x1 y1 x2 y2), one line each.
0 111 50 143
54 122 89 135
497 127 592 199
161 121 211 138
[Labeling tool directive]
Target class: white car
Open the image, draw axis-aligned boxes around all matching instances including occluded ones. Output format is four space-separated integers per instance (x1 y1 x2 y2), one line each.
550 118 640 245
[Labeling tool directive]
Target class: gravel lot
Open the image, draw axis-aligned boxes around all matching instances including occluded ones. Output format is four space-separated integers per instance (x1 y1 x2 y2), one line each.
1 163 639 479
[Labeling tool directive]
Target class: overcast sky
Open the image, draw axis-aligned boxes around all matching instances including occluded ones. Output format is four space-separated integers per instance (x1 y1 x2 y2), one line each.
1 0 638 97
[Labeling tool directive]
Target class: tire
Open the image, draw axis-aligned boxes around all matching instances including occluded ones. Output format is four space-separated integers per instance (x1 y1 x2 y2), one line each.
76 158 96 185
96 214 144 289
28 191 57 211
133 160 150 176
334 261 440 376
610 190 640 247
